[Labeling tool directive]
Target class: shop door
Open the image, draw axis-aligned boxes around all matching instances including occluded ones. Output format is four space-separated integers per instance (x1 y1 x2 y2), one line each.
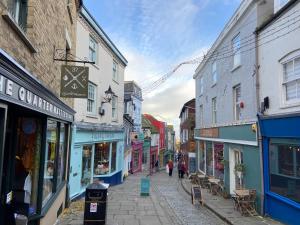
0 104 7 224
229 148 243 194
69 146 82 198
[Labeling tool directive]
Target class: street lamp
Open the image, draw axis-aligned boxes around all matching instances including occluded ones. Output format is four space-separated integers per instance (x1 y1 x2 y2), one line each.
99 85 115 116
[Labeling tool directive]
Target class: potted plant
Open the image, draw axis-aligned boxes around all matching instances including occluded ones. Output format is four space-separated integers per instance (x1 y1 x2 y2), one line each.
234 163 245 177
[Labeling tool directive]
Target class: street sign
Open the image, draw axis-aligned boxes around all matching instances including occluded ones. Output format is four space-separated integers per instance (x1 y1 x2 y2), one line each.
60 65 89 98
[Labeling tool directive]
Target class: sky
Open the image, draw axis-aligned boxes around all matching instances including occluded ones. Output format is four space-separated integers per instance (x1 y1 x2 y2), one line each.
84 0 241 138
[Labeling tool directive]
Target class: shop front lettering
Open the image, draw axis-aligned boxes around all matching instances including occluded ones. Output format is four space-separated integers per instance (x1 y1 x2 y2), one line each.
0 75 73 121
92 132 123 141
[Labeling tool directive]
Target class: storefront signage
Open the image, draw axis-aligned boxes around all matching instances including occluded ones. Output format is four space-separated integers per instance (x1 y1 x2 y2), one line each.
200 128 219 138
0 75 73 121
91 131 123 141
60 65 89 98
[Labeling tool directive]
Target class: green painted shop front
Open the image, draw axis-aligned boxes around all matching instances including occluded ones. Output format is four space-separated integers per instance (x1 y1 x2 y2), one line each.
196 123 262 213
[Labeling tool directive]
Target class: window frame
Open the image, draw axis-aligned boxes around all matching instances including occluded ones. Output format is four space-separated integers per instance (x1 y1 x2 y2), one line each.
233 84 241 121
212 61 217 85
87 82 97 115
89 36 98 63
212 97 217 124
112 60 118 82
8 0 28 31
232 33 241 69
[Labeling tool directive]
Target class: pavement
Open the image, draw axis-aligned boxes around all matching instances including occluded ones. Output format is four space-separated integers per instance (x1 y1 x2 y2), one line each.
180 177 283 225
56 169 227 225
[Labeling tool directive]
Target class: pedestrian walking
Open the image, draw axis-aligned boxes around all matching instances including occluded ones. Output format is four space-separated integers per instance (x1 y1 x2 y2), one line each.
155 159 159 172
178 160 182 178
180 161 187 178
168 160 174 176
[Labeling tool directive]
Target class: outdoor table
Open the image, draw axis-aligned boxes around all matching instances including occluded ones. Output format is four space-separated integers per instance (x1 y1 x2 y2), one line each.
197 174 205 179
234 189 249 198
208 178 220 195
233 189 256 216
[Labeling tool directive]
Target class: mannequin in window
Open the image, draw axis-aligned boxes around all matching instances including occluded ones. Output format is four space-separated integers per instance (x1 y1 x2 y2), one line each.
12 155 31 217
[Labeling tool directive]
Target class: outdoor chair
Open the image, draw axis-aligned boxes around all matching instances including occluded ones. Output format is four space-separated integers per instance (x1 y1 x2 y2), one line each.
201 176 210 189
238 189 258 216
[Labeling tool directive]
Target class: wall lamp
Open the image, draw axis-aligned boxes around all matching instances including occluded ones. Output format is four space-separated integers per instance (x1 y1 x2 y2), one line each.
99 85 115 116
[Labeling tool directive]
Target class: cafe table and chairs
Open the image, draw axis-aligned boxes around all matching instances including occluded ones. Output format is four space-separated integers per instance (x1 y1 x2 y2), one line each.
208 178 220 195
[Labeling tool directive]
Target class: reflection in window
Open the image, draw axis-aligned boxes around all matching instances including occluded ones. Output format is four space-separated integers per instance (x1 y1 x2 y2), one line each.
57 123 66 187
111 143 117 173
206 142 213 176
269 139 300 203
199 141 205 172
43 120 57 206
13 118 41 215
81 145 92 187
214 143 224 180
94 143 110 175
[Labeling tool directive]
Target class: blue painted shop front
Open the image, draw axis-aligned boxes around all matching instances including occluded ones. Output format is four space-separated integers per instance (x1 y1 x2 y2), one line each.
258 114 300 225
69 125 124 199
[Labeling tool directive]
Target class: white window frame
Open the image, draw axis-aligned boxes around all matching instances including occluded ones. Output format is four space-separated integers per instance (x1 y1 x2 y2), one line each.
112 95 118 121
274 0 289 13
89 36 97 63
282 54 300 105
87 82 97 115
233 84 241 121
200 76 204 95
212 61 217 85
232 34 241 68
112 60 118 82
212 97 217 124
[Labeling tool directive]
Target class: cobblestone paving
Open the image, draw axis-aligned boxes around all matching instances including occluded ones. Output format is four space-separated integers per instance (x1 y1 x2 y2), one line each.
57 170 226 225
151 172 226 225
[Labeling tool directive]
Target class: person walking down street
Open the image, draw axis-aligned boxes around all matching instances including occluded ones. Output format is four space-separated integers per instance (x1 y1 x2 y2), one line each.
180 161 187 178
155 160 159 172
178 160 182 178
168 160 174 177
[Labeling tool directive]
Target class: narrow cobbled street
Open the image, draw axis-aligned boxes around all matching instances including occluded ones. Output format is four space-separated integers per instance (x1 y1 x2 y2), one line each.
57 169 226 225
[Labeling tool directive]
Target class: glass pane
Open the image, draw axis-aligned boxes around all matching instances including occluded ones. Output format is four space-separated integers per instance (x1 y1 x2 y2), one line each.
199 141 205 172
269 139 300 203
81 145 92 187
284 61 294 81
206 142 213 176
43 120 57 207
286 81 297 100
111 143 117 173
294 58 300 77
94 143 110 175
57 123 66 187
214 143 224 180
13 118 41 215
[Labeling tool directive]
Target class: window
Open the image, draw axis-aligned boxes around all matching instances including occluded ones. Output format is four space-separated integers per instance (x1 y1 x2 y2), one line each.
232 34 241 68
233 85 241 120
111 142 117 173
269 139 300 203
89 36 97 63
212 97 217 124
42 120 57 206
9 0 28 31
206 142 213 176
283 56 300 102
81 145 92 187
212 61 217 85
199 141 205 172
112 95 117 120
56 123 66 187
87 83 96 114
13 117 42 215
112 61 118 82
200 77 204 95
94 143 110 175
200 105 204 126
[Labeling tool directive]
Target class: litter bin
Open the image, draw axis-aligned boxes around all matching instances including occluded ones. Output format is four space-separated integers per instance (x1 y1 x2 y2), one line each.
84 182 109 225
140 178 150 196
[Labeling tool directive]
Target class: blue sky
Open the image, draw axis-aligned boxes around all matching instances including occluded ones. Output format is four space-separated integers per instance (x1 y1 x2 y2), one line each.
84 0 241 136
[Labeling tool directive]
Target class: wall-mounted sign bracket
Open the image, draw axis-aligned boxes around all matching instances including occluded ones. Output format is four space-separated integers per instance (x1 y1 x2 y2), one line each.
53 48 95 65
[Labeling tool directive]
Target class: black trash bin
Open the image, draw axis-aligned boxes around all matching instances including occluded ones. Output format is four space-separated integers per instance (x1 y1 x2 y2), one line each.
84 182 109 225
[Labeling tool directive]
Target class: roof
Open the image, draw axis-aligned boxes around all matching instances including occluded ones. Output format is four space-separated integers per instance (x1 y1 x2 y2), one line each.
142 115 158 133
80 5 128 66
179 98 195 118
256 0 299 33
124 81 143 101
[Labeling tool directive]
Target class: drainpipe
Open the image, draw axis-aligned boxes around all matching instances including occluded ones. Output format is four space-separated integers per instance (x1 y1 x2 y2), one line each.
255 30 264 216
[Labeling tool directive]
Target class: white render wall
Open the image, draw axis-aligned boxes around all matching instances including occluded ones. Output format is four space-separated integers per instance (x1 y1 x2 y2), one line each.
74 18 125 125
259 2 300 115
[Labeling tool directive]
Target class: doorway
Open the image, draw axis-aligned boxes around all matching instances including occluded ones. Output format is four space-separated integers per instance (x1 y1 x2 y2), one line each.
229 147 243 194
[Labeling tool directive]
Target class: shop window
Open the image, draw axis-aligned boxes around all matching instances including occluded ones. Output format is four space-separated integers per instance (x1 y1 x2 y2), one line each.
199 141 205 172
13 118 42 216
111 142 117 173
42 120 57 207
206 142 213 176
269 139 300 203
56 123 66 187
214 143 224 180
81 145 92 187
94 143 110 175
8 0 28 31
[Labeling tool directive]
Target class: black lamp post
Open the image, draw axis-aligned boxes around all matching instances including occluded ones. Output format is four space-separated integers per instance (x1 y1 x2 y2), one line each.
99 85 115 116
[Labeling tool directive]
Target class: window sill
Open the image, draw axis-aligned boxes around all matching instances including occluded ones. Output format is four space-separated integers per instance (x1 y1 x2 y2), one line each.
231 64 241 73
280 101 300 109
86 114 98 119
2 13 37 53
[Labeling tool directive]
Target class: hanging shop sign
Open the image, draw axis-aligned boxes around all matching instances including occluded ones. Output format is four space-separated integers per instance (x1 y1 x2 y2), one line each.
0 75 73 121
60 65 89 98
